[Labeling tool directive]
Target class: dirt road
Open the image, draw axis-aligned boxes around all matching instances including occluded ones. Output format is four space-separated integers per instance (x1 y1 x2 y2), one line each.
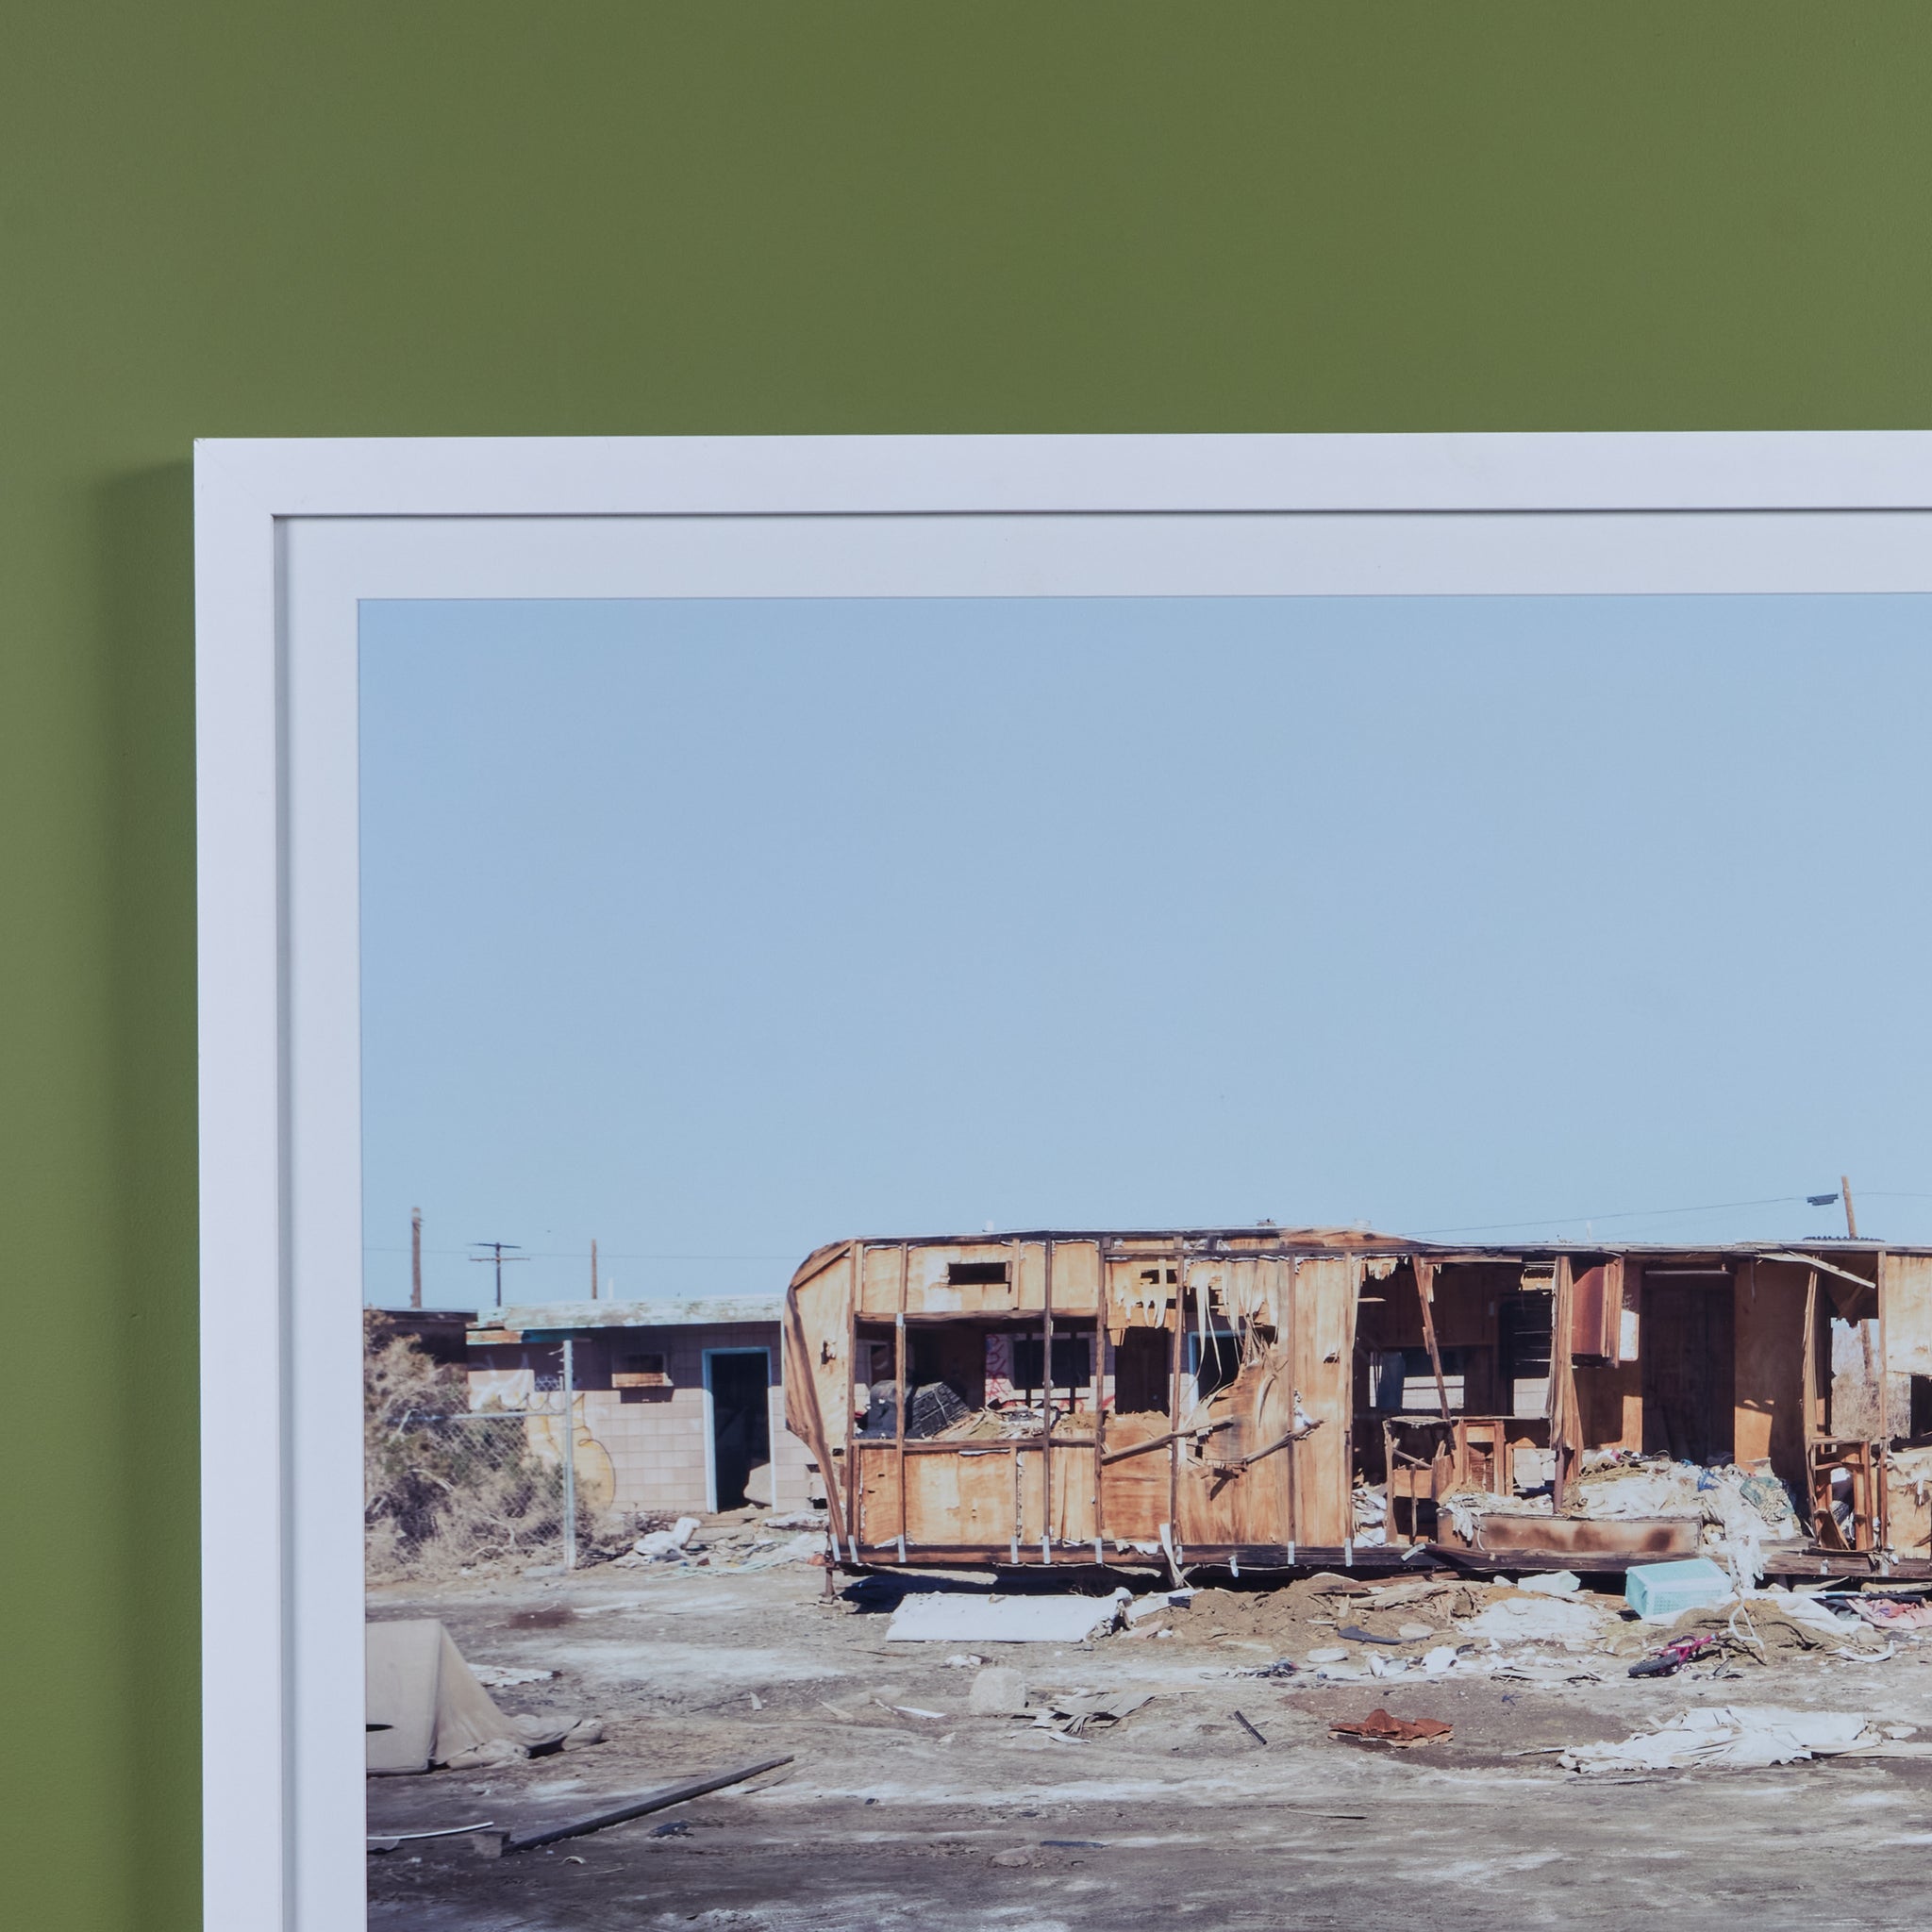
366 1555 1932 1930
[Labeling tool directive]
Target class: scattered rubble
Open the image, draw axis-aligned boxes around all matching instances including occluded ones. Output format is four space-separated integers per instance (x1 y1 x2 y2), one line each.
370 1549 1932 1925
1025 1690 1153 1739
1558 1707 1932 1774
597 1507 836 1574
612 1516 702 1566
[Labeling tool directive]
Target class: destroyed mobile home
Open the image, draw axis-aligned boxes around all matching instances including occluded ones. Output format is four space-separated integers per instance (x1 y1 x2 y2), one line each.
781 1227 1932 1579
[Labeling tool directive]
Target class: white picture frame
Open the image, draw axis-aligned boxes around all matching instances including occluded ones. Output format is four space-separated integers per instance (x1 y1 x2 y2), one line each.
195 428 1932 1927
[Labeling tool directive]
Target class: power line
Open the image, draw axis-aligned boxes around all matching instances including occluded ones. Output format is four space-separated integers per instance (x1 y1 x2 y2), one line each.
373 1186 1932 1259
1404 1193 1815 1238
369 1245 799 1261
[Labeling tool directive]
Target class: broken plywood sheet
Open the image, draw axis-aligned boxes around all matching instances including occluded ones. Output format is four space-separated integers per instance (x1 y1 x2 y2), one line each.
885 1588 1130 1643
1099 1412 1172 1543
1290 1256 1357 1546
783 1251 854 1541
1733 1258 1810 1483
1047 1239 1101 1315
908 1241 1018 1313
1882 1252 1932 1438
858 1242 908 1315
1107 1258 1176 1337
1884 1251 1932 1390
1184 1253 1291 1332
903 1446 1018 1548
1042 1443 1098 1547
854 1442 903 1547
1177 1343 1296 1548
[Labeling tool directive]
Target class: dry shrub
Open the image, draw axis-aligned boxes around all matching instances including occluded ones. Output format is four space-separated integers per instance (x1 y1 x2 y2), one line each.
363 1311 583 1579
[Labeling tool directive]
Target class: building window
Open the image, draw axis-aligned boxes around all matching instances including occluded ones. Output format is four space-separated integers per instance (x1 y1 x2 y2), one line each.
947 1261 1008 1286
1370 1347 1466 1412
614 1351 670 1389
1012 1335 1092 1393
1186 1328 1241 1401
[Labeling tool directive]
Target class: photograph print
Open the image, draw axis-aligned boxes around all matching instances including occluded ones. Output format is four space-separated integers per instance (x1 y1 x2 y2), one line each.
358 589 1932 1927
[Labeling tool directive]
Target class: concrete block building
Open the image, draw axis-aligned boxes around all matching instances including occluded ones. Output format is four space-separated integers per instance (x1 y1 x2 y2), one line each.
466 1295 815 1518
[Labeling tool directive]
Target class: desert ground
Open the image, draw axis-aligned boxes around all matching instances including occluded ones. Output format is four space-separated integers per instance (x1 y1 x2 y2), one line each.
367 1528 1932 1932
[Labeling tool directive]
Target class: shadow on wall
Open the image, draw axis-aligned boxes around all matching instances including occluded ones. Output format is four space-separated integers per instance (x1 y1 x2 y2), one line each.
97 461 200 1926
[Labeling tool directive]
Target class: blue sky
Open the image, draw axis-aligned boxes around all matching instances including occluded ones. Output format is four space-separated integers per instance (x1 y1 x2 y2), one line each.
359 593 1932 1310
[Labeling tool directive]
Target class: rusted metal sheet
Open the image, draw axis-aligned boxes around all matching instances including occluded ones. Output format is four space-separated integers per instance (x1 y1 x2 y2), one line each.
1566 1258 1624 1363
1467 1516 1702 1558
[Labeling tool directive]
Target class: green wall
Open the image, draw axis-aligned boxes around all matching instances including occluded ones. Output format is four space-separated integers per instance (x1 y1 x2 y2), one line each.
7 8 1932 1924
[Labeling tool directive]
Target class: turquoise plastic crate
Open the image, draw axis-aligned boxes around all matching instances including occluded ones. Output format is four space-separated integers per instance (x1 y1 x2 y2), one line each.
1625 1557 1731 1620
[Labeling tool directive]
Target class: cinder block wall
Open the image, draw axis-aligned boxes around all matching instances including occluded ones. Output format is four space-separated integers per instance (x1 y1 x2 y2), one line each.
573 1321 814 1518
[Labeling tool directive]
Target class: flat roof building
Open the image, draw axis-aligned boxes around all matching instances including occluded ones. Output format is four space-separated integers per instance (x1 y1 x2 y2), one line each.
467 1296 815 1520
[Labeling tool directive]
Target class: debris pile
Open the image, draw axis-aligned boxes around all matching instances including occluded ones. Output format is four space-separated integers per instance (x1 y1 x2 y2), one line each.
1437 1455 1807 1580
958 1664 1153 1739
606 1508 828 1573
1352 1480 1388 1546
1114 1562 1924 1692
611 1514 703 1565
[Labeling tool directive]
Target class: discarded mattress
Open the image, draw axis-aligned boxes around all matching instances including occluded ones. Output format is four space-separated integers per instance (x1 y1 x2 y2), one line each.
366 1619 567 1774
1559 1706 1926 1774
885 1588 1131 1644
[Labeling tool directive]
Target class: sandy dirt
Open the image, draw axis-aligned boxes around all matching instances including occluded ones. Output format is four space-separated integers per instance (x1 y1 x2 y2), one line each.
366 1545 1932 1931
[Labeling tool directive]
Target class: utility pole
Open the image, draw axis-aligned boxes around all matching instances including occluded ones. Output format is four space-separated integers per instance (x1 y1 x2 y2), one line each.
469 1241 525 1308
591 1237 599 1302
1842 1174 1859 1240
410 1207 423 1309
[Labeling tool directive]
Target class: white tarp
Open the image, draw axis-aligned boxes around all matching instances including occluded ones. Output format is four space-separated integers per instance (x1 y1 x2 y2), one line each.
1559 1706 1896 1774
1458 1594 1608 1642
366 1619 522 1774
885 1588 1130 1643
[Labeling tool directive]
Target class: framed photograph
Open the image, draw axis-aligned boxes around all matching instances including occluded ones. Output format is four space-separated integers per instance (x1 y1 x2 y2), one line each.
198 432 1932 1928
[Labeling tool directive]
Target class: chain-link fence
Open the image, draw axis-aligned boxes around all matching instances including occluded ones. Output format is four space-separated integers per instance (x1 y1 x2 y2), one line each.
365 1398 589 1579
364 1312 630 1581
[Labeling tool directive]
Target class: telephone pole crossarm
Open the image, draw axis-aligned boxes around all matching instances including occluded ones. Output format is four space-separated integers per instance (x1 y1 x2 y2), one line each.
469 1241 526 1308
